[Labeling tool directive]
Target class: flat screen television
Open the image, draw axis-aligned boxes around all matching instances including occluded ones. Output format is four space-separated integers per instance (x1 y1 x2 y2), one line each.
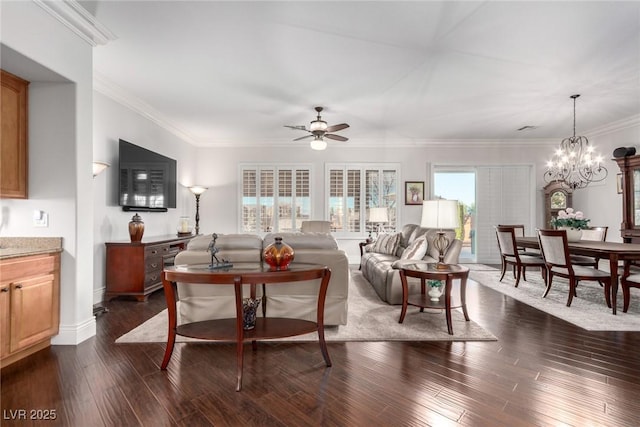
118 139 177 212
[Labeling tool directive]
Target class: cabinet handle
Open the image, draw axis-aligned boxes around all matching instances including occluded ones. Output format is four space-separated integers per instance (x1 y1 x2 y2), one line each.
151 250 158 254
15 284 23 289
1 288 8 292
150 263 158 268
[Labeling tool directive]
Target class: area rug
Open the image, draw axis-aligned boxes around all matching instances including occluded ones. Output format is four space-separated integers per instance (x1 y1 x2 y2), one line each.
469 267 640 331
116 267 497 343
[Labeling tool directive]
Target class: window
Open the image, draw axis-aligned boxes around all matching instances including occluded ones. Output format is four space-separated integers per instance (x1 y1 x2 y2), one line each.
240 165 311 233
326 164 399 235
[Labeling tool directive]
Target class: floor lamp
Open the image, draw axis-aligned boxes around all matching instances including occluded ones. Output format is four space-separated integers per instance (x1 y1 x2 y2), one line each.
421 199 460 270
189 186 208 235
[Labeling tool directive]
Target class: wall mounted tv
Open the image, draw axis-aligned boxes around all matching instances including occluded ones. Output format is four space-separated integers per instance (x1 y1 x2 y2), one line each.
118 139 177 212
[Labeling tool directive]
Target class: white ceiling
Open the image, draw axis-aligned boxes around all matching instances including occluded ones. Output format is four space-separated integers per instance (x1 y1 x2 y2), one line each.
87 1 640 148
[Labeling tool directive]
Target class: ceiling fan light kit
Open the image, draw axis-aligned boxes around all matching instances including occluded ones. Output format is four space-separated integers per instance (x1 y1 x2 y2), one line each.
285 106 349 150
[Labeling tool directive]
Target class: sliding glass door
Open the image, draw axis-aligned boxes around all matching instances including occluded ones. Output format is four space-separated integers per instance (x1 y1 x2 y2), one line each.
433 169 477 263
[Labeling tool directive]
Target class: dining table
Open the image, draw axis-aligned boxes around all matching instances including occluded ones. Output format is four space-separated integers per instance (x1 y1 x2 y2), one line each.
516 237 640 314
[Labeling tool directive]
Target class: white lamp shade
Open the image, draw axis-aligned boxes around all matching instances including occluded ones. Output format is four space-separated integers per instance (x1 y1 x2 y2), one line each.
368 207 389 223
310 137 327 150
92 161 110 177
189 185 208 195
421 200 459 229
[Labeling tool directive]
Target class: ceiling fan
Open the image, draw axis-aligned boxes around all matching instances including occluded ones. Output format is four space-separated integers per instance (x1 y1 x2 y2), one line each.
285 106 349 150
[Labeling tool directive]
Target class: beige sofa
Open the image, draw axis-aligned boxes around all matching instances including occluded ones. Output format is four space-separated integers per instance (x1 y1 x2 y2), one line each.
360 224 462 304
174 232 349 325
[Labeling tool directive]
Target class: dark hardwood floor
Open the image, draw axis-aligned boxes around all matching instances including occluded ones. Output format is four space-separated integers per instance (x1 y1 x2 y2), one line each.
2 268 640 426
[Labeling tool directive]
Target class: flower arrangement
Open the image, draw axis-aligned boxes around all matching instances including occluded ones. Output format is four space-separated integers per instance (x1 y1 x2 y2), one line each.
551 208 590 230
427 279 443 288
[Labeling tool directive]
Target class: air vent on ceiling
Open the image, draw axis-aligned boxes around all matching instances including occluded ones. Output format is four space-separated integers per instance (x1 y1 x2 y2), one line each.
517 125 538 131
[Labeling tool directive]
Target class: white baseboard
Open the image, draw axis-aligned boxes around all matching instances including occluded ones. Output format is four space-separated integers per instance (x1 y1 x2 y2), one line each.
51 316 96 345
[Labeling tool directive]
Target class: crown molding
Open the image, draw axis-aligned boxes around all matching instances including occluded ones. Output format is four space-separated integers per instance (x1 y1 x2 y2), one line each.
586 114 640 138
34 0 117 47
93 72 199 145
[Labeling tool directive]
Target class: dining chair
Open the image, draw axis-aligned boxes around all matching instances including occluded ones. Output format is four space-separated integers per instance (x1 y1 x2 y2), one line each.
621 262 640 312
495 226 546 287
537 229 612 308
576 226 609 268
498 224 528 253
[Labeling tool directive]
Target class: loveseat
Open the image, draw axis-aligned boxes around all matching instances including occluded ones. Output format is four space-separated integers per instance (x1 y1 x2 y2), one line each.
360 224 462 304
173 231 349 325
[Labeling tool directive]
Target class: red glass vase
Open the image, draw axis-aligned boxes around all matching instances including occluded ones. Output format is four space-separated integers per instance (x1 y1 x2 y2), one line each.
263 237 294 271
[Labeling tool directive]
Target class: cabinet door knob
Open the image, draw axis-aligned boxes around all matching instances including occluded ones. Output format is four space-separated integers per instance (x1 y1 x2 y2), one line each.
1 287 8 292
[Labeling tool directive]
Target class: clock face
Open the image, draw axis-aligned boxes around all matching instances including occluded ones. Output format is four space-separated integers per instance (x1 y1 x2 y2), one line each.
550 191 567 210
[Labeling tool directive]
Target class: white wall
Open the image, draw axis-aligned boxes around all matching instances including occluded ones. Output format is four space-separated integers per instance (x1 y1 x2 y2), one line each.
92 92 199 303
573 117 640 242
1 2 95 344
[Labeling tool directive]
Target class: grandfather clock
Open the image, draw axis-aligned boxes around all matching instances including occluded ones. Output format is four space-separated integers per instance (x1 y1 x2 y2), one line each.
543 182 572 229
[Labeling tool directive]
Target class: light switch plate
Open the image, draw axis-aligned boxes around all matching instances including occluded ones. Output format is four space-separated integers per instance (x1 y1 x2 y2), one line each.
34 211 48 227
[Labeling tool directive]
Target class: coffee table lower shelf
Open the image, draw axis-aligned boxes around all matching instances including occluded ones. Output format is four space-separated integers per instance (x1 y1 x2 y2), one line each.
176 318 319 341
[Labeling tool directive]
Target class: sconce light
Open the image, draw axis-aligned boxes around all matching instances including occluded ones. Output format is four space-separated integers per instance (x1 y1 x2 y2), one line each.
188 186 208 235
92 161 110 177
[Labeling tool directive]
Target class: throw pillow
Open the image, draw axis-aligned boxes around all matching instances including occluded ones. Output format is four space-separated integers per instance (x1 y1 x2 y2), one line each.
400 236 428 260
372 233 401 255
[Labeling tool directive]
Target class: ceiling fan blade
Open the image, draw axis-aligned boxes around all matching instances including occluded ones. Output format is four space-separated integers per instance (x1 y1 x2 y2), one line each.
293 134 314 141
284 125 308 131
325 134 348 142
326 123 349 132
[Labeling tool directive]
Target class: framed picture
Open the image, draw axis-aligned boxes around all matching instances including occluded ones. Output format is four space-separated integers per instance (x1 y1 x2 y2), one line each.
405 181 425 205
617 173 623 194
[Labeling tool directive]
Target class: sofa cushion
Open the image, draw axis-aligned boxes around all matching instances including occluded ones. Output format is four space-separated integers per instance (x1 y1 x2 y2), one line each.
371 232 401 255
400 236 428 260
264 232 338 250
188 233 263 251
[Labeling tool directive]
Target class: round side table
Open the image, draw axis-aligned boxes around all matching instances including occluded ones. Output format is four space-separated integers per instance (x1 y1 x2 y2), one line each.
398 263 470 335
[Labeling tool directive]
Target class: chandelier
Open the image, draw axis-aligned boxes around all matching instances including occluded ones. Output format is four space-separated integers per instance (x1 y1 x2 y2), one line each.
543 94 608 190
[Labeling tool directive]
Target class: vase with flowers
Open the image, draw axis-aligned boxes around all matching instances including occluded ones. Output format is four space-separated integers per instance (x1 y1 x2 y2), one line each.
551 208 589 242
427 279 443 301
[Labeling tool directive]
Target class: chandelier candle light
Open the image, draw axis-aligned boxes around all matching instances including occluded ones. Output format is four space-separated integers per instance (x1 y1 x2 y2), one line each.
544 94 608 190
188 185 208 235
421 199 460 270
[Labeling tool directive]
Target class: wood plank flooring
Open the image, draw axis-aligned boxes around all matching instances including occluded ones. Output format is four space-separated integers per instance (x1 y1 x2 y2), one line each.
2 270 640 426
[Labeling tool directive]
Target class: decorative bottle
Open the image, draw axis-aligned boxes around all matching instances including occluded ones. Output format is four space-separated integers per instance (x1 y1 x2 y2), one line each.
263 237 295 271
128 213 145 242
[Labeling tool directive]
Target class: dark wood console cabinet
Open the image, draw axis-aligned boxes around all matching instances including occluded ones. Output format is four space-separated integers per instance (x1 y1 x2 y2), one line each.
615 154 640 242
105 235 193 301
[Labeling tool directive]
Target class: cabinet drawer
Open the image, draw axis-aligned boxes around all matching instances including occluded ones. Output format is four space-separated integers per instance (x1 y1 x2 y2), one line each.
145 257 163 273
144 271 162 288
0 254 58 283
145 244 170 258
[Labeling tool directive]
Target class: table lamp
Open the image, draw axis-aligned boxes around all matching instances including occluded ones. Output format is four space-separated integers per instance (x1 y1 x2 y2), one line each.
368 207 389 239
421 199 460 270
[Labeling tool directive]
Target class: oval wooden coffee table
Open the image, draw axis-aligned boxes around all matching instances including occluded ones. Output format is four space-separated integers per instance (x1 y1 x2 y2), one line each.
398 263 470 335
161 262 332 391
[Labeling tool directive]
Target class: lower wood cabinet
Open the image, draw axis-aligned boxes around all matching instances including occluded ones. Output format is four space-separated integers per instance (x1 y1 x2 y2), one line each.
0 252 60 368
105 235 193 301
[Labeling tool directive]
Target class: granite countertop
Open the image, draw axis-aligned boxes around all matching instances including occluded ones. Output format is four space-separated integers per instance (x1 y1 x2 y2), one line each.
0 237 63 260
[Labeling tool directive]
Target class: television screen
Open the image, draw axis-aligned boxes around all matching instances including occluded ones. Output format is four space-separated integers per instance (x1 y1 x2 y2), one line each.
118 139 177 211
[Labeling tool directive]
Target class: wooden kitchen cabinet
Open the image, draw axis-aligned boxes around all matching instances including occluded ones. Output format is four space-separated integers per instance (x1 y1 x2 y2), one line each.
1 69 29 199
0 253 60 368
105 235 193 301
